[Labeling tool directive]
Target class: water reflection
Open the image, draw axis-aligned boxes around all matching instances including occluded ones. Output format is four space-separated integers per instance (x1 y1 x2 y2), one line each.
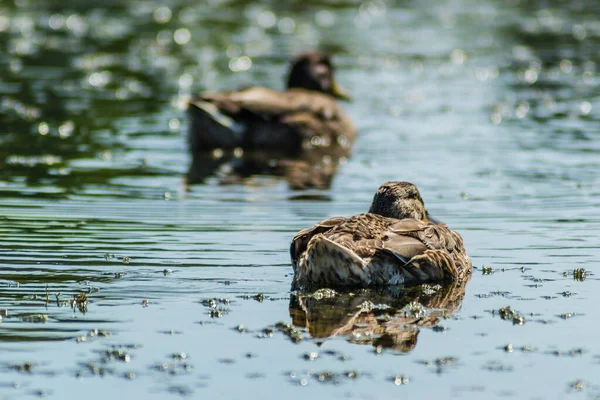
289 276 470 352
0 0 170 194
495 0 599 137
187 146 348 189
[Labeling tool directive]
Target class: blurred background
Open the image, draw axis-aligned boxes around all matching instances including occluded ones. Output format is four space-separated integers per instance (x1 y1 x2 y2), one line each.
1 0 598 196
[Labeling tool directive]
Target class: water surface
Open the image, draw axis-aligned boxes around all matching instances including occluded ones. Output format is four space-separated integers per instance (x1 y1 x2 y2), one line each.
1 0 600 398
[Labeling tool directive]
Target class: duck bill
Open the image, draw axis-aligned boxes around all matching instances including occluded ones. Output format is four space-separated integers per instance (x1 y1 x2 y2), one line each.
331 80 352 101
424 211 442 224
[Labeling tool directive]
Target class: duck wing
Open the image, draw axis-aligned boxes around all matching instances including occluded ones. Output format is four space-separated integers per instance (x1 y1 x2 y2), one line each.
290 216 348 270
294 214 414 287
189 88 301 152
388 219 455 249
199 87 341 120
386 219 471 280
200 88 356 143
291 214 471 288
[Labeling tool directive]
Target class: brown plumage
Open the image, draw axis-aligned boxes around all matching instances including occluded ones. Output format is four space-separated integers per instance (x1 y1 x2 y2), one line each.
187 51 355 156
290 182 472 288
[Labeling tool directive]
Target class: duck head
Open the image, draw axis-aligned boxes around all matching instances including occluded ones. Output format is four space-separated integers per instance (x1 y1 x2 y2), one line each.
286 51 351 101
368 181 438 222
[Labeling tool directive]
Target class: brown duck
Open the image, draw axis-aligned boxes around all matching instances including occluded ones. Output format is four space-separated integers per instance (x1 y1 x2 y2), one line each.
290 182 472 288
187 51 355 155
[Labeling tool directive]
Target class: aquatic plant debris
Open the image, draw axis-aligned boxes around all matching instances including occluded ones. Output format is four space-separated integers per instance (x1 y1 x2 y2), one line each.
200 298 231 307
75 345 140 379
287 369 362 386
20 314 49 323
502 344 536 353
392 375 410 385
152 353 193 376
482 361 513 372
102 347 131 363
570 380 586 392
12 362 34 373
572 268 587 281
73 292 88 312
492 306 525 325
76 329 111 343
417 357 459 374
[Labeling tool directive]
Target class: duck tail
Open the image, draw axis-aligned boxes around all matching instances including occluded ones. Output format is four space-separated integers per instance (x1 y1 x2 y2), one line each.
187 99 245 152
303 236 369 286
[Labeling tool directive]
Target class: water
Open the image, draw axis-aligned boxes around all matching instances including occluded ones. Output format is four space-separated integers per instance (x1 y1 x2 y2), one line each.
1 0 600 398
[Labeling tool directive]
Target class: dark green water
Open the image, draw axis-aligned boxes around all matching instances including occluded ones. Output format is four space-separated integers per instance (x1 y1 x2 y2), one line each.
1 0 600 398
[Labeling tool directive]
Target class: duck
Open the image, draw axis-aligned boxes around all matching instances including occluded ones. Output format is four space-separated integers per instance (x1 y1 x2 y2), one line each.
187 51 356 156
290 182 472 288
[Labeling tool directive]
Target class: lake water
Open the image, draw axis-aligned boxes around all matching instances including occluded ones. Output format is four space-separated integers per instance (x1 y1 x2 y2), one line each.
1 0 600 398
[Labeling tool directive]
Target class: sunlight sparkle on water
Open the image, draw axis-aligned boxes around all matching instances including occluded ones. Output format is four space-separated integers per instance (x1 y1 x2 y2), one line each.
174 28 191 45
515 102 530 119
38 122 49 136
65 14 86 36
572 24 587 41
48 14 64 30
58 121 75 139
258 10 276 28
0 15 9 32
580 102 592 115
315 10 335 27
278 17 295 34
154 6 172 24
229 56 252 72
179 73 193 89
560 59 573 73
88 71 111 87
451 49 466 65
168 118 180 131
523 68 539 84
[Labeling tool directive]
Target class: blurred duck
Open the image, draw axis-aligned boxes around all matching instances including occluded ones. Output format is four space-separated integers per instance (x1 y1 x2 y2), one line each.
290 182 472 288
187 51 355 155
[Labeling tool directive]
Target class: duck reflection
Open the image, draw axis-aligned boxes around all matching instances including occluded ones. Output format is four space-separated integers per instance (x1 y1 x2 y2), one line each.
186 145 349 190
289 276 470 352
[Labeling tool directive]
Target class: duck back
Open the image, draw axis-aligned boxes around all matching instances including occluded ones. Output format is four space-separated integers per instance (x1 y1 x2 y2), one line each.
188 87 355 154
292 213 471 288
